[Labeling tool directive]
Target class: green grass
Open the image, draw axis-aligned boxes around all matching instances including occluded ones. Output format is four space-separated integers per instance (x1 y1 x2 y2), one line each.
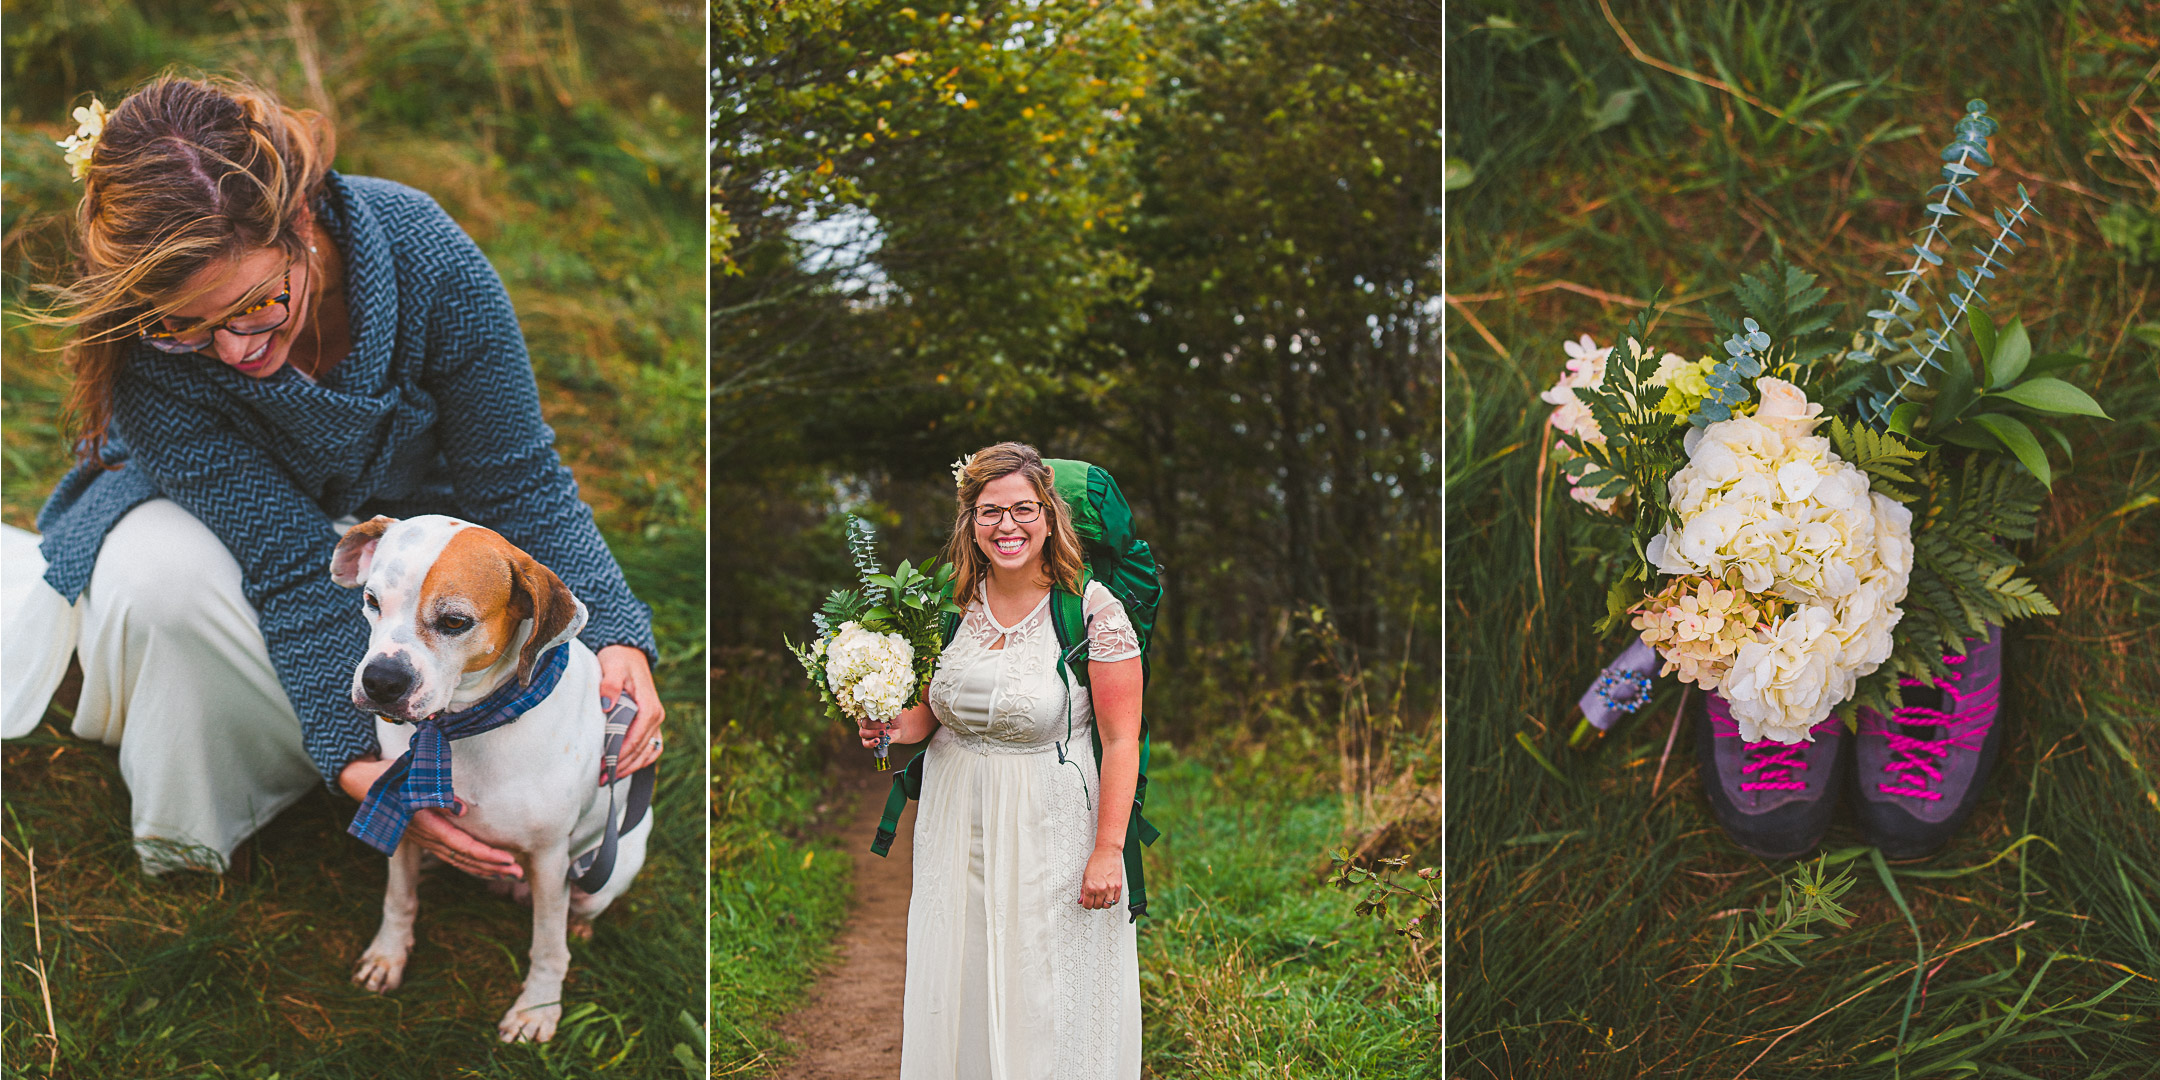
1140 746 1438 1077
1446 2 2159 1075
2 3 705 1076
3 725 706 1080
706 652 853 1076
706 656 1439 1078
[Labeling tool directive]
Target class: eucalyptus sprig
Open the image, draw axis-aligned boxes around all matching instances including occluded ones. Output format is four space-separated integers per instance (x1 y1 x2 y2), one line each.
845 515 888 607
1849 100 2044 424
1692 317 1772 427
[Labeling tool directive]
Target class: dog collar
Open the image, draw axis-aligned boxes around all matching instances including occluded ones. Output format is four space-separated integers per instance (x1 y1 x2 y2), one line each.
348 644 571 855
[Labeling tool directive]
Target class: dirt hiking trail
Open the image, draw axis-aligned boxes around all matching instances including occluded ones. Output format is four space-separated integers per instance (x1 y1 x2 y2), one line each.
773 766 916 1079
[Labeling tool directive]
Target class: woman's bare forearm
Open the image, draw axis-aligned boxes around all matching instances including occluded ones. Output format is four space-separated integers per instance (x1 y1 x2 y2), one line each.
1088 656 1144 850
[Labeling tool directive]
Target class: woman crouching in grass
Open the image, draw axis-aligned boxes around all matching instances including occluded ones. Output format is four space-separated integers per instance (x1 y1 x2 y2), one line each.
1 73 666 877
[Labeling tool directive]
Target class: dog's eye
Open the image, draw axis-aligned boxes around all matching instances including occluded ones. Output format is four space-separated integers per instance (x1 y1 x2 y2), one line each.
364 592 380 612
438 613 473 634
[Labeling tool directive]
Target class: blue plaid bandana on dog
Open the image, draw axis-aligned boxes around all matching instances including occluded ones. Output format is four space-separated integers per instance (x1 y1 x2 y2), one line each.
348 644 571 855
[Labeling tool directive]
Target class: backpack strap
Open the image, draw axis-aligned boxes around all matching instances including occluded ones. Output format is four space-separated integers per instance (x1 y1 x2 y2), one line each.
870 749 926 857
1049 575 1159 922
872 608 959 855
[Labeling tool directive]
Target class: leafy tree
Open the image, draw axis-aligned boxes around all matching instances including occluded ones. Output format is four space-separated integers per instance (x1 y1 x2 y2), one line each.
710 0 1439 720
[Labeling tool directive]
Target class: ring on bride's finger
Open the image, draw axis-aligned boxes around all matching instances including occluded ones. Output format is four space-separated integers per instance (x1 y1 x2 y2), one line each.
649 736 663 750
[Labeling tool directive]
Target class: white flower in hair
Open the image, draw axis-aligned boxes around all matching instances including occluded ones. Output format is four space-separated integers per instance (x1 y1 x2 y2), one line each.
950 453 975 488
57 98 108 182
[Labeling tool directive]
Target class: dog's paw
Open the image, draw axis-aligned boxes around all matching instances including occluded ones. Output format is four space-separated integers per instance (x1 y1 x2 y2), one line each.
352 947 408 993
497 1001 562 1043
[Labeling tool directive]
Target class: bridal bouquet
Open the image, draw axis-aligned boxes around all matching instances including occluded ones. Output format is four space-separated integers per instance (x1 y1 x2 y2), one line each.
788 516 960 769
1547 101 2108 745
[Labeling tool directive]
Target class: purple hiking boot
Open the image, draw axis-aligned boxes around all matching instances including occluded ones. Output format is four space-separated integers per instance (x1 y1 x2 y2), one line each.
1852 625 2005 859
1696 692 1847 860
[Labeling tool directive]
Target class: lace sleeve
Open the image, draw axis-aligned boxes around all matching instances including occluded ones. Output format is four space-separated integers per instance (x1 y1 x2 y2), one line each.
1083 581 1142 663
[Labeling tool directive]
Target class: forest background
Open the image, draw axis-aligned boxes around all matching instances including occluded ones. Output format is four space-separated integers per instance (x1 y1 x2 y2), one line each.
711 0 1442 1074
1 2 707 1077
1448 0 2159 1076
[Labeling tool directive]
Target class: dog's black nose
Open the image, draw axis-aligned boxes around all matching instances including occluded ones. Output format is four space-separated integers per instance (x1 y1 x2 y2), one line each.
361 656 415 705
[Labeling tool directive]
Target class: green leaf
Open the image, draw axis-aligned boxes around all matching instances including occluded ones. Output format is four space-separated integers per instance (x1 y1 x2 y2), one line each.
1934 422 1997 451
1971 413 2052 488
1990 376 2109 418
1968 307 1996 369
1928 342 1979 430
1888 402 1926 436
1443 157 1475 192
2023 350 2094 379
2041 424 2074 464
1985 318 2030 388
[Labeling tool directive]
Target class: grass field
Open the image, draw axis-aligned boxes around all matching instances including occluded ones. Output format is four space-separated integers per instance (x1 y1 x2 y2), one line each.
1 3 706 1076
1446 2 2158 1076
709 645 1437 1077
1138 747 1436 1077
707 650 854 1075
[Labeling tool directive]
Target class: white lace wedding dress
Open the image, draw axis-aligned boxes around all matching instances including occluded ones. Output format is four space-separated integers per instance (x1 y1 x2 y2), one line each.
901 580 1144 1079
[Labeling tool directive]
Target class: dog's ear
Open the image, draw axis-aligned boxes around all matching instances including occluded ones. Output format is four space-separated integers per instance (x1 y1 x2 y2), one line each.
330 516 399 588
508 551 588 687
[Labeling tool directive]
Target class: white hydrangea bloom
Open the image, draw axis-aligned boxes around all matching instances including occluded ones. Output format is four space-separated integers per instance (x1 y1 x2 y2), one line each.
1645 378 1912 743
824 621 917 723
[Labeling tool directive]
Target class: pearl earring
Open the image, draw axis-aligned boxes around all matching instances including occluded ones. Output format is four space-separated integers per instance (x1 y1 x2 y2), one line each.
309 244 319 253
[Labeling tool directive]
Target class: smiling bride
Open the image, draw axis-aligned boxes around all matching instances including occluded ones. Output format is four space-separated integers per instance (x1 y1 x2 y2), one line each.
856 441 1146 1078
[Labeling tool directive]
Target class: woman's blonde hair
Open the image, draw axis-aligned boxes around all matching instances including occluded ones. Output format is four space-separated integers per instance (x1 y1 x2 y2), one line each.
29 73 336 464
941 442 1088 608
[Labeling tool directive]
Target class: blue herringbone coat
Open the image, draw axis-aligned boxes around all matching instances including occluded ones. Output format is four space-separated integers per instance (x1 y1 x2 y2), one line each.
36 173 656 784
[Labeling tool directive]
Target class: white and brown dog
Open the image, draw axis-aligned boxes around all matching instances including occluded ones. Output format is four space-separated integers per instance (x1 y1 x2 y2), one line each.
329 514 652 1043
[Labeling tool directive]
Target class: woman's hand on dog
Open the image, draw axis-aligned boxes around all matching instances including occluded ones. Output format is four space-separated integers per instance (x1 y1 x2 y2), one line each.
337 756 525 879
597 644 665 784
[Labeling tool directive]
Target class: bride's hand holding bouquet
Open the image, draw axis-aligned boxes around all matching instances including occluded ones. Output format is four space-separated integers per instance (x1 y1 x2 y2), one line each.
789 516 960 769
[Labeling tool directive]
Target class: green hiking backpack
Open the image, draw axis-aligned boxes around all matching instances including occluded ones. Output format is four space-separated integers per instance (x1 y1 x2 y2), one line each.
870 459 1165 921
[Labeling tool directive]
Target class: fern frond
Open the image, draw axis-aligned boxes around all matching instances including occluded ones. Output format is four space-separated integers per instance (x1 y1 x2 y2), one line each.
1718 258 1841 375
1984 566 2059 618
1888 455 2053 679
1828 417 1926 503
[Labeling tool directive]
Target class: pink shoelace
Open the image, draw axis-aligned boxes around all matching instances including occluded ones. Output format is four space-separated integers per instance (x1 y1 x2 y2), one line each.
1878 654 2000 801
1710 704 1832 792
1740 742 1810 791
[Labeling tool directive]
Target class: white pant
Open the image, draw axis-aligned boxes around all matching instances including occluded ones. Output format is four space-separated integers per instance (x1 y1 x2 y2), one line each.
2 499 320 874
